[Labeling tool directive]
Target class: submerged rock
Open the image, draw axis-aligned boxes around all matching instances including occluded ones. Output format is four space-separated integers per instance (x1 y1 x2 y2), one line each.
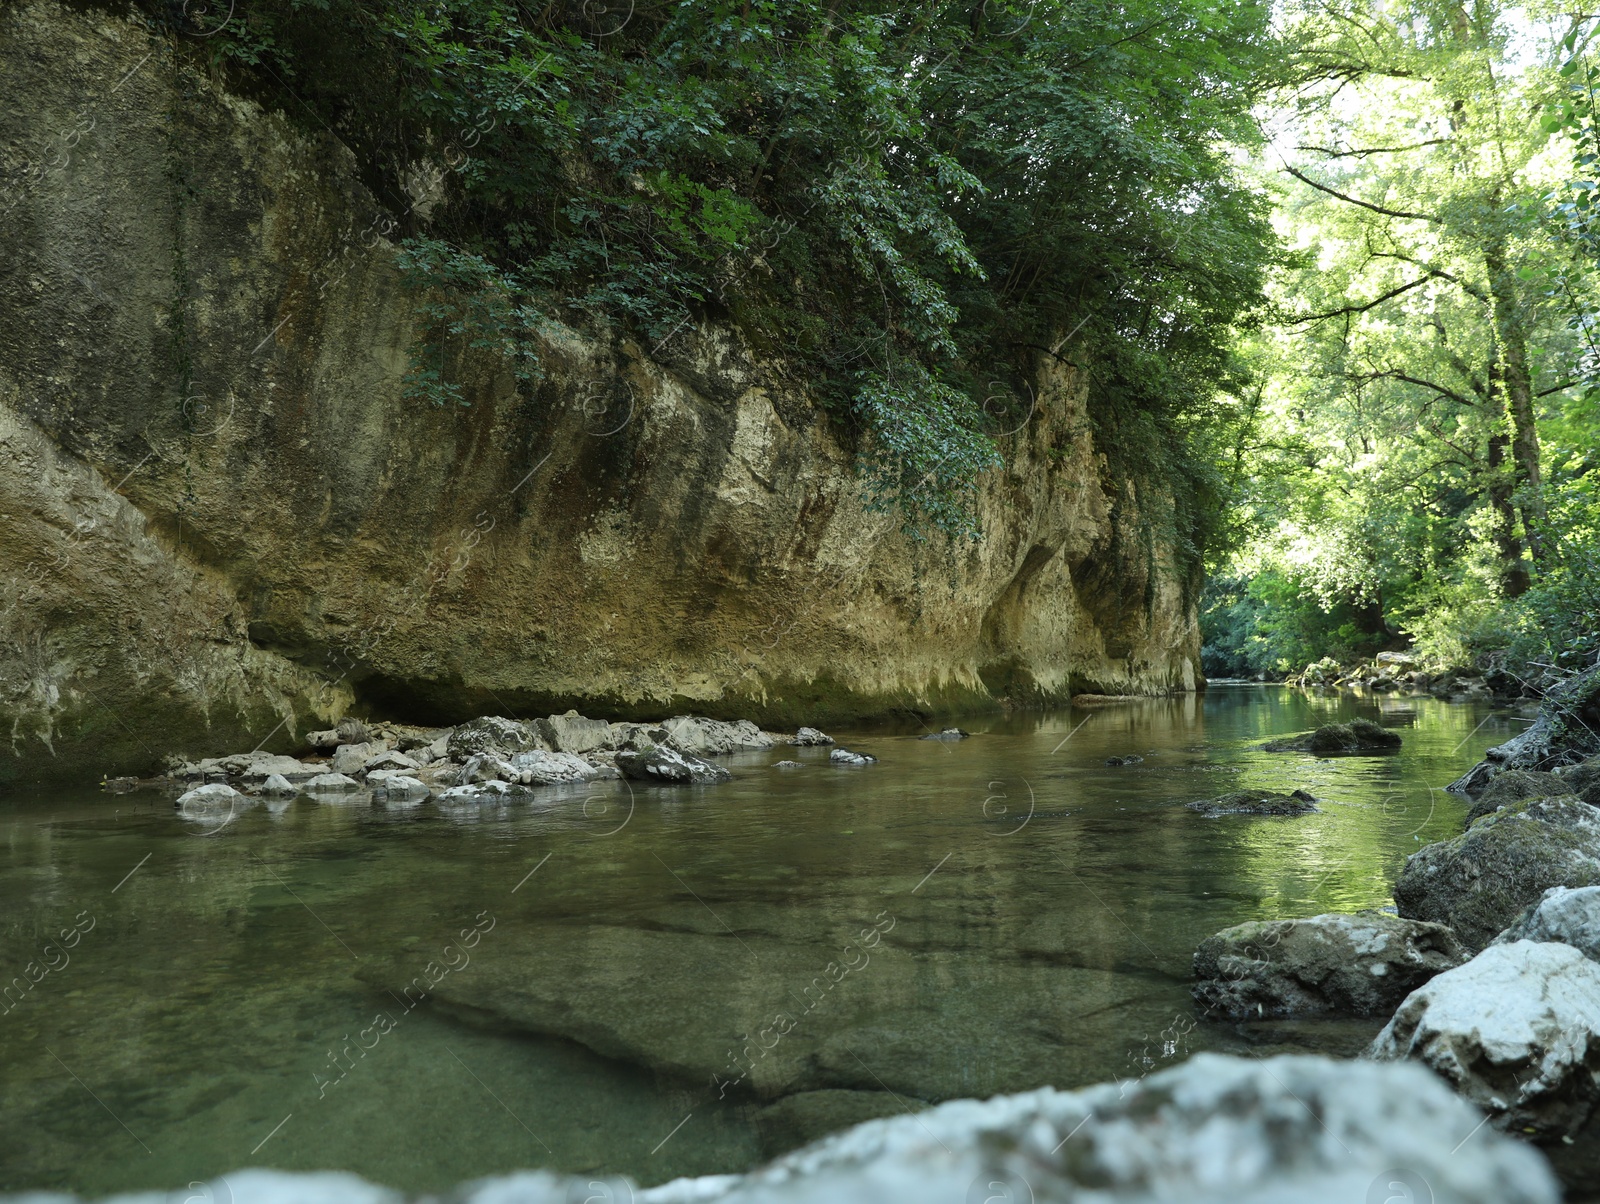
662 715 774 755
1187 788 1318 817
829 748 877 766
1263 718 1401 753
1370 940 1600 1138
773 760 804 769
1465 770 1569 826
791 727 834 746
753 1089 911 1161
615 746 732 784
920 728 969 741
1104 754 1143 766
1492 886 1600 962
1394 797 1600 950
1192 911 1467 1019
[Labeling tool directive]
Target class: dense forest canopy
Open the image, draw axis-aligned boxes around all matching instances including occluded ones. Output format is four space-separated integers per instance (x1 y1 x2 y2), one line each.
155 0 1596 683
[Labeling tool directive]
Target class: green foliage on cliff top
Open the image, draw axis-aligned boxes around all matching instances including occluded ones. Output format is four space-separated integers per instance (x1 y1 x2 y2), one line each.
162 0 1279 540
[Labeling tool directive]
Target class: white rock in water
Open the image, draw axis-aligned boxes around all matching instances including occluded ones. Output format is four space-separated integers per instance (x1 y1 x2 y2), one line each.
302 772 363 793
829 748 876 765
258 774 298 797
1370 939 1600 1136
662 715 773 755
175 782 242 807
368 774 429 799
790 726 835 746
1493 886 1600 962
509 749 595 785
109 1055 1555 1204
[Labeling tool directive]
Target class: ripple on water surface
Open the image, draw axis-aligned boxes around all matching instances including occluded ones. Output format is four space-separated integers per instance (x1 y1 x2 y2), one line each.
0 686 1520 1194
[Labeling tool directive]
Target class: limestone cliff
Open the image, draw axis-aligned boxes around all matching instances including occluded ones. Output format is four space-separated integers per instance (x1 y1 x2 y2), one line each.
0 0 1202 784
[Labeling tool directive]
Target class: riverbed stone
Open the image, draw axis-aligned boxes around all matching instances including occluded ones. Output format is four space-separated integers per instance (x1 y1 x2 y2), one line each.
1370 940 1600 1138
920 729 969 741
362 748 420 774
615 747 732 784
607 721 670 752
1104 754 1143 766
171 751 311 781
302 772 363 793
446 717 548 760
791 727 834 746
1465 771 1569 826
257 773 297 797
774 760 803 769
366 772 429 799
329 742 384 775
509 749 596 785
663 715 774 755
532 711 614 754
1492 886 1600 962
1187 788 1318 817
1263 718 1401 753
753 1090 912 1160
829 748 876 765
1192 911 1467 1019
1394 797 1600 950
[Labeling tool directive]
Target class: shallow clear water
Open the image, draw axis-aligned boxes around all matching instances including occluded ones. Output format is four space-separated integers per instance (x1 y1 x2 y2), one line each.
0 687 1523 1195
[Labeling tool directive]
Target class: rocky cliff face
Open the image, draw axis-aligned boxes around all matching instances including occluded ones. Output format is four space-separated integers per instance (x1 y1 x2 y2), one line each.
0 0 1202 785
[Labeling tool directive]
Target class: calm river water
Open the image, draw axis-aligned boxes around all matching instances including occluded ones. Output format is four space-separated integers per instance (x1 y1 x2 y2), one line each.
0 687 1521 1195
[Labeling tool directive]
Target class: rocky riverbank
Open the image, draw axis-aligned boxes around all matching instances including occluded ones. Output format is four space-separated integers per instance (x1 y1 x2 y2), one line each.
1190 664 1600 1191
139 712 871 812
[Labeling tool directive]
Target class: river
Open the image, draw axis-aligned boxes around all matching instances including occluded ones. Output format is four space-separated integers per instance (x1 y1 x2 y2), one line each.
0 686 1523 1195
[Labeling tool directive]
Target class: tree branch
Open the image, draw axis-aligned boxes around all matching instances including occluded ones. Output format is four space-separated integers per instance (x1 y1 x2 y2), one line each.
1284 276 1429 324
1297 139 1448 158
1283 166 1442 223
1367 251 1486 301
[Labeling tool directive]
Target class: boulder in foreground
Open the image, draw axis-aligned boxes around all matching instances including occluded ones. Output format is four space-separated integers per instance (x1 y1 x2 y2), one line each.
1193 911 1467 1019
1492 885 1600 963
1370 940 1600 1138
53 1054 1558 1204
615 747 732 784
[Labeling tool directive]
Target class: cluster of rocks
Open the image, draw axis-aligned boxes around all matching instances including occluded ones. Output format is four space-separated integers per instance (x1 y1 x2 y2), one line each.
1262 717 1402 754
1297 650 1526 700
1193 672 1600 1174
167 713 871 810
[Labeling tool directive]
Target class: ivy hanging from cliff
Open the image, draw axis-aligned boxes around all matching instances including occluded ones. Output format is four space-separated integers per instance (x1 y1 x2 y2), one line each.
154 0 1282 544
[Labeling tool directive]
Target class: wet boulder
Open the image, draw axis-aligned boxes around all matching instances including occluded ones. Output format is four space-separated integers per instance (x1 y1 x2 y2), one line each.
367 773 429 799
790 726 834 746
829 748 877 766
1104 754 1143 766
1192 911 1468 1019
615 746 732 784
1493 886 1600 962
1187 789 1318 817
1370 940 1600 1139
1264 718 1401 753
1465 771 1570 826
1394 797 1600 950
174 782 243 808
445 716 548 760
258 773 297 797
921 728 970 742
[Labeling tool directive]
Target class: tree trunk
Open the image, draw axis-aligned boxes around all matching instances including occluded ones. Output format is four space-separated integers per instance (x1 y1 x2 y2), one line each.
1484 240 1546 560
